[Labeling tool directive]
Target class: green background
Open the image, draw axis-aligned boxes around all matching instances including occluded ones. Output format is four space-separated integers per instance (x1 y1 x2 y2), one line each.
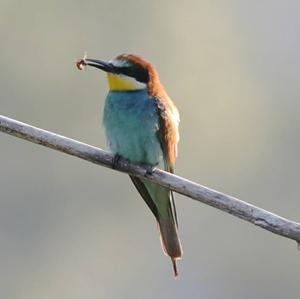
1 1 300 298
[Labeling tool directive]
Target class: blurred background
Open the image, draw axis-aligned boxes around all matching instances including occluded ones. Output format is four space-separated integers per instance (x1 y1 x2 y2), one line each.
1 0 300 298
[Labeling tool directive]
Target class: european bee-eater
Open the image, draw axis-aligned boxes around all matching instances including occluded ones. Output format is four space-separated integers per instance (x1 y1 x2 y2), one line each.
76 54 182 276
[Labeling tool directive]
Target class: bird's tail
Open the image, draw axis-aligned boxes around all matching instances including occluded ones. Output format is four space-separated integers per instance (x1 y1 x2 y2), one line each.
157 213 182 277
130 176 182 277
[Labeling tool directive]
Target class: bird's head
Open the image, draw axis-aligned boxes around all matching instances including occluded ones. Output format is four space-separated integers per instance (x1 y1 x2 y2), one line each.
76 54 163 95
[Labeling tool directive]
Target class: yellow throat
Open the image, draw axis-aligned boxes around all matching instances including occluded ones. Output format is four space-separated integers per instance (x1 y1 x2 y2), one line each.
107 73 146 91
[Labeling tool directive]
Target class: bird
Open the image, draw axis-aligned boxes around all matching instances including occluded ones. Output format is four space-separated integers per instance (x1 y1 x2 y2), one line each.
76 54 182 276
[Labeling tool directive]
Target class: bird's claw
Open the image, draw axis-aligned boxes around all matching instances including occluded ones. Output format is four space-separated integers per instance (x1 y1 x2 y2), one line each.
145 165 157 175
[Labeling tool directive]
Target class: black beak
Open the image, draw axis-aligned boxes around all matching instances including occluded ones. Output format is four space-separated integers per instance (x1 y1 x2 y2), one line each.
76 58 116 73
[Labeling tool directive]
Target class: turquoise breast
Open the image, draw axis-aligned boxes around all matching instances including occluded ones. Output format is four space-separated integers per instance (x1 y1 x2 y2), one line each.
103 89 162 166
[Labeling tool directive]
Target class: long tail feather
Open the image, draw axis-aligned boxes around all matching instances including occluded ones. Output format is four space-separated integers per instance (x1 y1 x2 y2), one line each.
172 258 179 277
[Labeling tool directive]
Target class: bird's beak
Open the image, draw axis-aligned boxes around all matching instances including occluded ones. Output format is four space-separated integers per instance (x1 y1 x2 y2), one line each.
76 58 116 73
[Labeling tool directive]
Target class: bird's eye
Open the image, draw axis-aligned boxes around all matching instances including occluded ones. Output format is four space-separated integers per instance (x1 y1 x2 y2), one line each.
118 67 134 77
117 66 149 83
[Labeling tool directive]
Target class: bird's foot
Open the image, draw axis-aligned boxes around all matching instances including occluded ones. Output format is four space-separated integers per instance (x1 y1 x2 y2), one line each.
145 165 157 175
112 154 121 169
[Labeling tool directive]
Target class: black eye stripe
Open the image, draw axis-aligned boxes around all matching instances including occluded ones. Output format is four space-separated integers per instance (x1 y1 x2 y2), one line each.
115 66 149 83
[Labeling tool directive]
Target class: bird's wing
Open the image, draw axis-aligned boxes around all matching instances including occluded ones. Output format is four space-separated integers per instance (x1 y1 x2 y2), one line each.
153 96 180 173
154 96 180 226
